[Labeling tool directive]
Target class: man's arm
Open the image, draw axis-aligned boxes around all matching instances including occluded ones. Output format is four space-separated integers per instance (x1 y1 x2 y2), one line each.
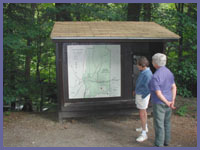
155 83 177 109
155 90 172 107
171 83 177 109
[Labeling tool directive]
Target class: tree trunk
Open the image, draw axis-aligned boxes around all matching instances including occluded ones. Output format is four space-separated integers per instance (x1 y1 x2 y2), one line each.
186 3 197 20
36 40 44 112
40 85 44 112
4 4 17 90
127 3 141 21
143 3 151 21
25 40 31 81
23 4 36 112
175 3 184 62
36 41 41 82
55 3 72 21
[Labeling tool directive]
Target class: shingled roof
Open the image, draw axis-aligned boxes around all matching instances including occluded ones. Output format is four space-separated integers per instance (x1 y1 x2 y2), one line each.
50 21 180 40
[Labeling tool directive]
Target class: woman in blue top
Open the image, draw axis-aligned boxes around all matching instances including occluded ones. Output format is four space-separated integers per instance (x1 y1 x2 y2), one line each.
133 56 152 142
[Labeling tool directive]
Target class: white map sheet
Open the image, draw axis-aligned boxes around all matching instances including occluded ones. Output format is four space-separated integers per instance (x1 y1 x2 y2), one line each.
67 45 121 99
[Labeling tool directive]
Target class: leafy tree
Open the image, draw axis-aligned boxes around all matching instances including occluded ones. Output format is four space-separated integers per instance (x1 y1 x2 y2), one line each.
151 3 197 97
127 3 141 21
3 3 197 113
3 3 56 111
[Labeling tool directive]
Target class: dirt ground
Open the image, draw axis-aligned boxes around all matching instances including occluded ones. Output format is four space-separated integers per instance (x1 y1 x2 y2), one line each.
3 96 197 147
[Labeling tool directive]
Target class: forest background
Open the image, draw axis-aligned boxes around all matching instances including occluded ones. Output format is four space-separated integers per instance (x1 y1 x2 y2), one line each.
3 3 197 112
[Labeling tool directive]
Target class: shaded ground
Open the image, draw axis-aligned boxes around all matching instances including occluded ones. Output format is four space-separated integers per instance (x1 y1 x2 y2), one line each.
3 96 197 147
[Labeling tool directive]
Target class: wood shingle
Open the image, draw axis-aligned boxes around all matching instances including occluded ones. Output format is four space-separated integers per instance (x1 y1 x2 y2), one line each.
51 21 180 40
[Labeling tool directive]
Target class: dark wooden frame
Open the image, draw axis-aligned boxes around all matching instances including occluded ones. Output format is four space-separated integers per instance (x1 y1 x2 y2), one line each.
54 39 166 113
62 43 123 102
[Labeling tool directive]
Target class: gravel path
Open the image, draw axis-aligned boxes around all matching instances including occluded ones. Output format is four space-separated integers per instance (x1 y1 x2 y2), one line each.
3 110 197 147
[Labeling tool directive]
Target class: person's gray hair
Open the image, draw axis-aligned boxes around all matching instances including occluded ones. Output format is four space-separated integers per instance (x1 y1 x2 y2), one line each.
152 53 167 67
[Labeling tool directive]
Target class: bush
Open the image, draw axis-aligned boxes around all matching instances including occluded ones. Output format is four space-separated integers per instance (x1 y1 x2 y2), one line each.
176 105 188 116
167 58 197 97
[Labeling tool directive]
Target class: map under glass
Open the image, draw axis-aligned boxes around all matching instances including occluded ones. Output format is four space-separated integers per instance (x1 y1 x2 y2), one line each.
67 45 121 99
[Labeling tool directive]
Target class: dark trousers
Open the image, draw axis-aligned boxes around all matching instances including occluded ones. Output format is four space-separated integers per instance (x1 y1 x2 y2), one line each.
153 103 172 147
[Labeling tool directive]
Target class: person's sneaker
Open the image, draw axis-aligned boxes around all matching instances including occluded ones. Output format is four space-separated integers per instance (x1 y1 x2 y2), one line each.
164 143 169 146
136 134 148 142
136 127 148 132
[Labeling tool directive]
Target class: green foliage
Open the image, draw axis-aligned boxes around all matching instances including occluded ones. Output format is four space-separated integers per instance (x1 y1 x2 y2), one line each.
3 3 197 111
69 3 127 21
152 3 197 61
3 3 57 111
177 87 192 98
176 105 188 116
4 111 11 116
167 58 197 97
153 3 197 97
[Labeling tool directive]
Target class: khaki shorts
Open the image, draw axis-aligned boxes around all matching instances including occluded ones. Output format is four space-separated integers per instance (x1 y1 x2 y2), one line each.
135 94 150 109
